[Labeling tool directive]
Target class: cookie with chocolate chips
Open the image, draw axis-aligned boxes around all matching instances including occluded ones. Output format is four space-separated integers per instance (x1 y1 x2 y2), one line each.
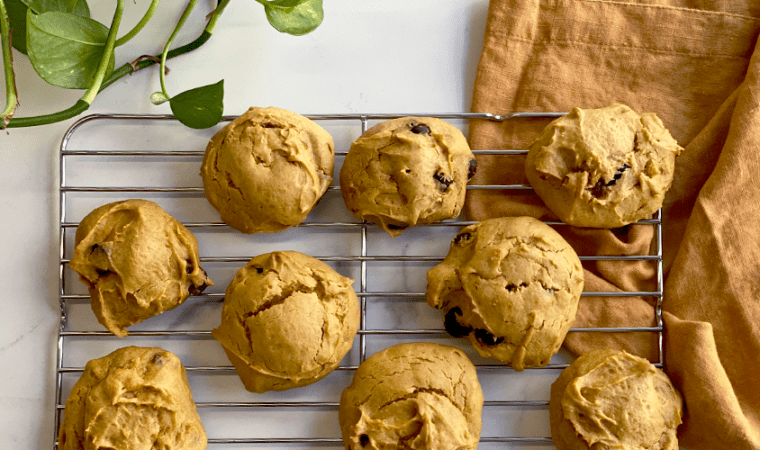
212 251 360 393
427 216 584 371
339 117 476 237
58 347 206 450
525 104 683 228
70 199 213 337
338 342 483 450
201 106 335 233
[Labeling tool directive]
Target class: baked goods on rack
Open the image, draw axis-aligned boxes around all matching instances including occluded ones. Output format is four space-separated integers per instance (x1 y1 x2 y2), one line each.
427 216 584 371
69 199 213 337
212 251 360 393
338 342 483 450
340 116 477 237
525 104 683 228
57 346 206 450
200 106 335 233
549 349 683 450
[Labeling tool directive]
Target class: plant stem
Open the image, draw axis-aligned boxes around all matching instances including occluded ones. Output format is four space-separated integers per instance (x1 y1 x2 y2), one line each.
159 0 200 99
81 0 124 105
115 0 160 47
0 0 18 127
205 0 230 34
5 0 229 128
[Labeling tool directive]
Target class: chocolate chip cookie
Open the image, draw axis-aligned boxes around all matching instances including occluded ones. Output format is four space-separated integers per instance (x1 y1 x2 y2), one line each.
70 199 212 337
339 342 483 450
201 106 335 233
525 104 683 228
58 346 206 450
340 117 476 237
212 251 360 392
550 349 683 450
427 216 584 371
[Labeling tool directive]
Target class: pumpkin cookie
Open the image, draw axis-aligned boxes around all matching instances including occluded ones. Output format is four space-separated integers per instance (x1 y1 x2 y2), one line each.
212 251 359 392
70 199 212 337
340 117 476 237
58 347 206 450
201 106 335 233
427 216 584 371
525 104 682 228
549 349 683 450
339 342 483 450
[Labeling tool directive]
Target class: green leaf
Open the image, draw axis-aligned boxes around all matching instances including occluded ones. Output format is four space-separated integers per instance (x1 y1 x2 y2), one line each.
261 0 323 36
169 80 224 129
6 0 89 54
26 10 114 89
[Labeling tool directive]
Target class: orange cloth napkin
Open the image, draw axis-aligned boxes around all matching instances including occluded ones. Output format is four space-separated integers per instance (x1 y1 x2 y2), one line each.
466 1 760 448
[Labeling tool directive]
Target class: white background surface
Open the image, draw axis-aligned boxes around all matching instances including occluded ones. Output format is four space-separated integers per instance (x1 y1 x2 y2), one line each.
0 0 495 447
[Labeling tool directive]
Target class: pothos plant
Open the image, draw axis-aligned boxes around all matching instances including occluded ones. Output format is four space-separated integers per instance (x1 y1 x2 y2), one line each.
0 0 324 129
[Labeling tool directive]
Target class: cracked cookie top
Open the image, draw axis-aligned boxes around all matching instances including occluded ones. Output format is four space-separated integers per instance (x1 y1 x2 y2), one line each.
427 216 584 371
58 346 206 450
70 199 213 337
212 251 360 392
525 104 683 228
339 117 476 237
201 106 335 234
549 349 683 450
338 342 483 450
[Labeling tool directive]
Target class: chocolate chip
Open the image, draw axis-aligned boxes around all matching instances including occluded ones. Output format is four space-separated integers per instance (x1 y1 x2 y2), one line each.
589 163 630 198
186 261 194 274
261 122 281 129
467 159 477 180
475 329 504 346
609 163 630 186
453 232 472 246
189 279 209 296
360 434 370 447
410 123 431 135
253 265 264 274
150 352 165 366
433 172 453 192
444 307 472 338
589 177 607 198
506 282 527 292
88 244 110 271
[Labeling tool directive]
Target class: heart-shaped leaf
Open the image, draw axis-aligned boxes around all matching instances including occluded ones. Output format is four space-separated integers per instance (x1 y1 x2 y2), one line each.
262 0 323 36
169 80 224 129
6 0 90 54
27 10 114 89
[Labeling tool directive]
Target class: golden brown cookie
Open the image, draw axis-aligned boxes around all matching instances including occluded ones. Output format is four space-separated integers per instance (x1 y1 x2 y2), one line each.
212 251 359 392
339 342 483 450
525 104 683 228
70 199 212 337
340 117 476 237
549 349 683 450
58 346 206 450
200 106 335 233
427 216 584 371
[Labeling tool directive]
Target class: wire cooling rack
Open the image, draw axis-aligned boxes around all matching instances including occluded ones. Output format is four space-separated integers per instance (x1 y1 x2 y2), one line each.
54 112 664 449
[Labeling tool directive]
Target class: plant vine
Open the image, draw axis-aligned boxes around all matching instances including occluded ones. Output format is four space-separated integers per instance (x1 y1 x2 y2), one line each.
0 0 324 129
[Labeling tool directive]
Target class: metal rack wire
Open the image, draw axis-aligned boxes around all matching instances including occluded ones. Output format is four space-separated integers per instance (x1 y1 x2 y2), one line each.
55 112 664 449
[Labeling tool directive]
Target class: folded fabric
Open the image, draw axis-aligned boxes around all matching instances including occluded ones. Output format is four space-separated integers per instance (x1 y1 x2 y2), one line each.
466 1 760 448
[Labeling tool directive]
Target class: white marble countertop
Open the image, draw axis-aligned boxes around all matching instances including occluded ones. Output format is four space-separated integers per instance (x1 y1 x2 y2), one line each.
0 0 521 447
